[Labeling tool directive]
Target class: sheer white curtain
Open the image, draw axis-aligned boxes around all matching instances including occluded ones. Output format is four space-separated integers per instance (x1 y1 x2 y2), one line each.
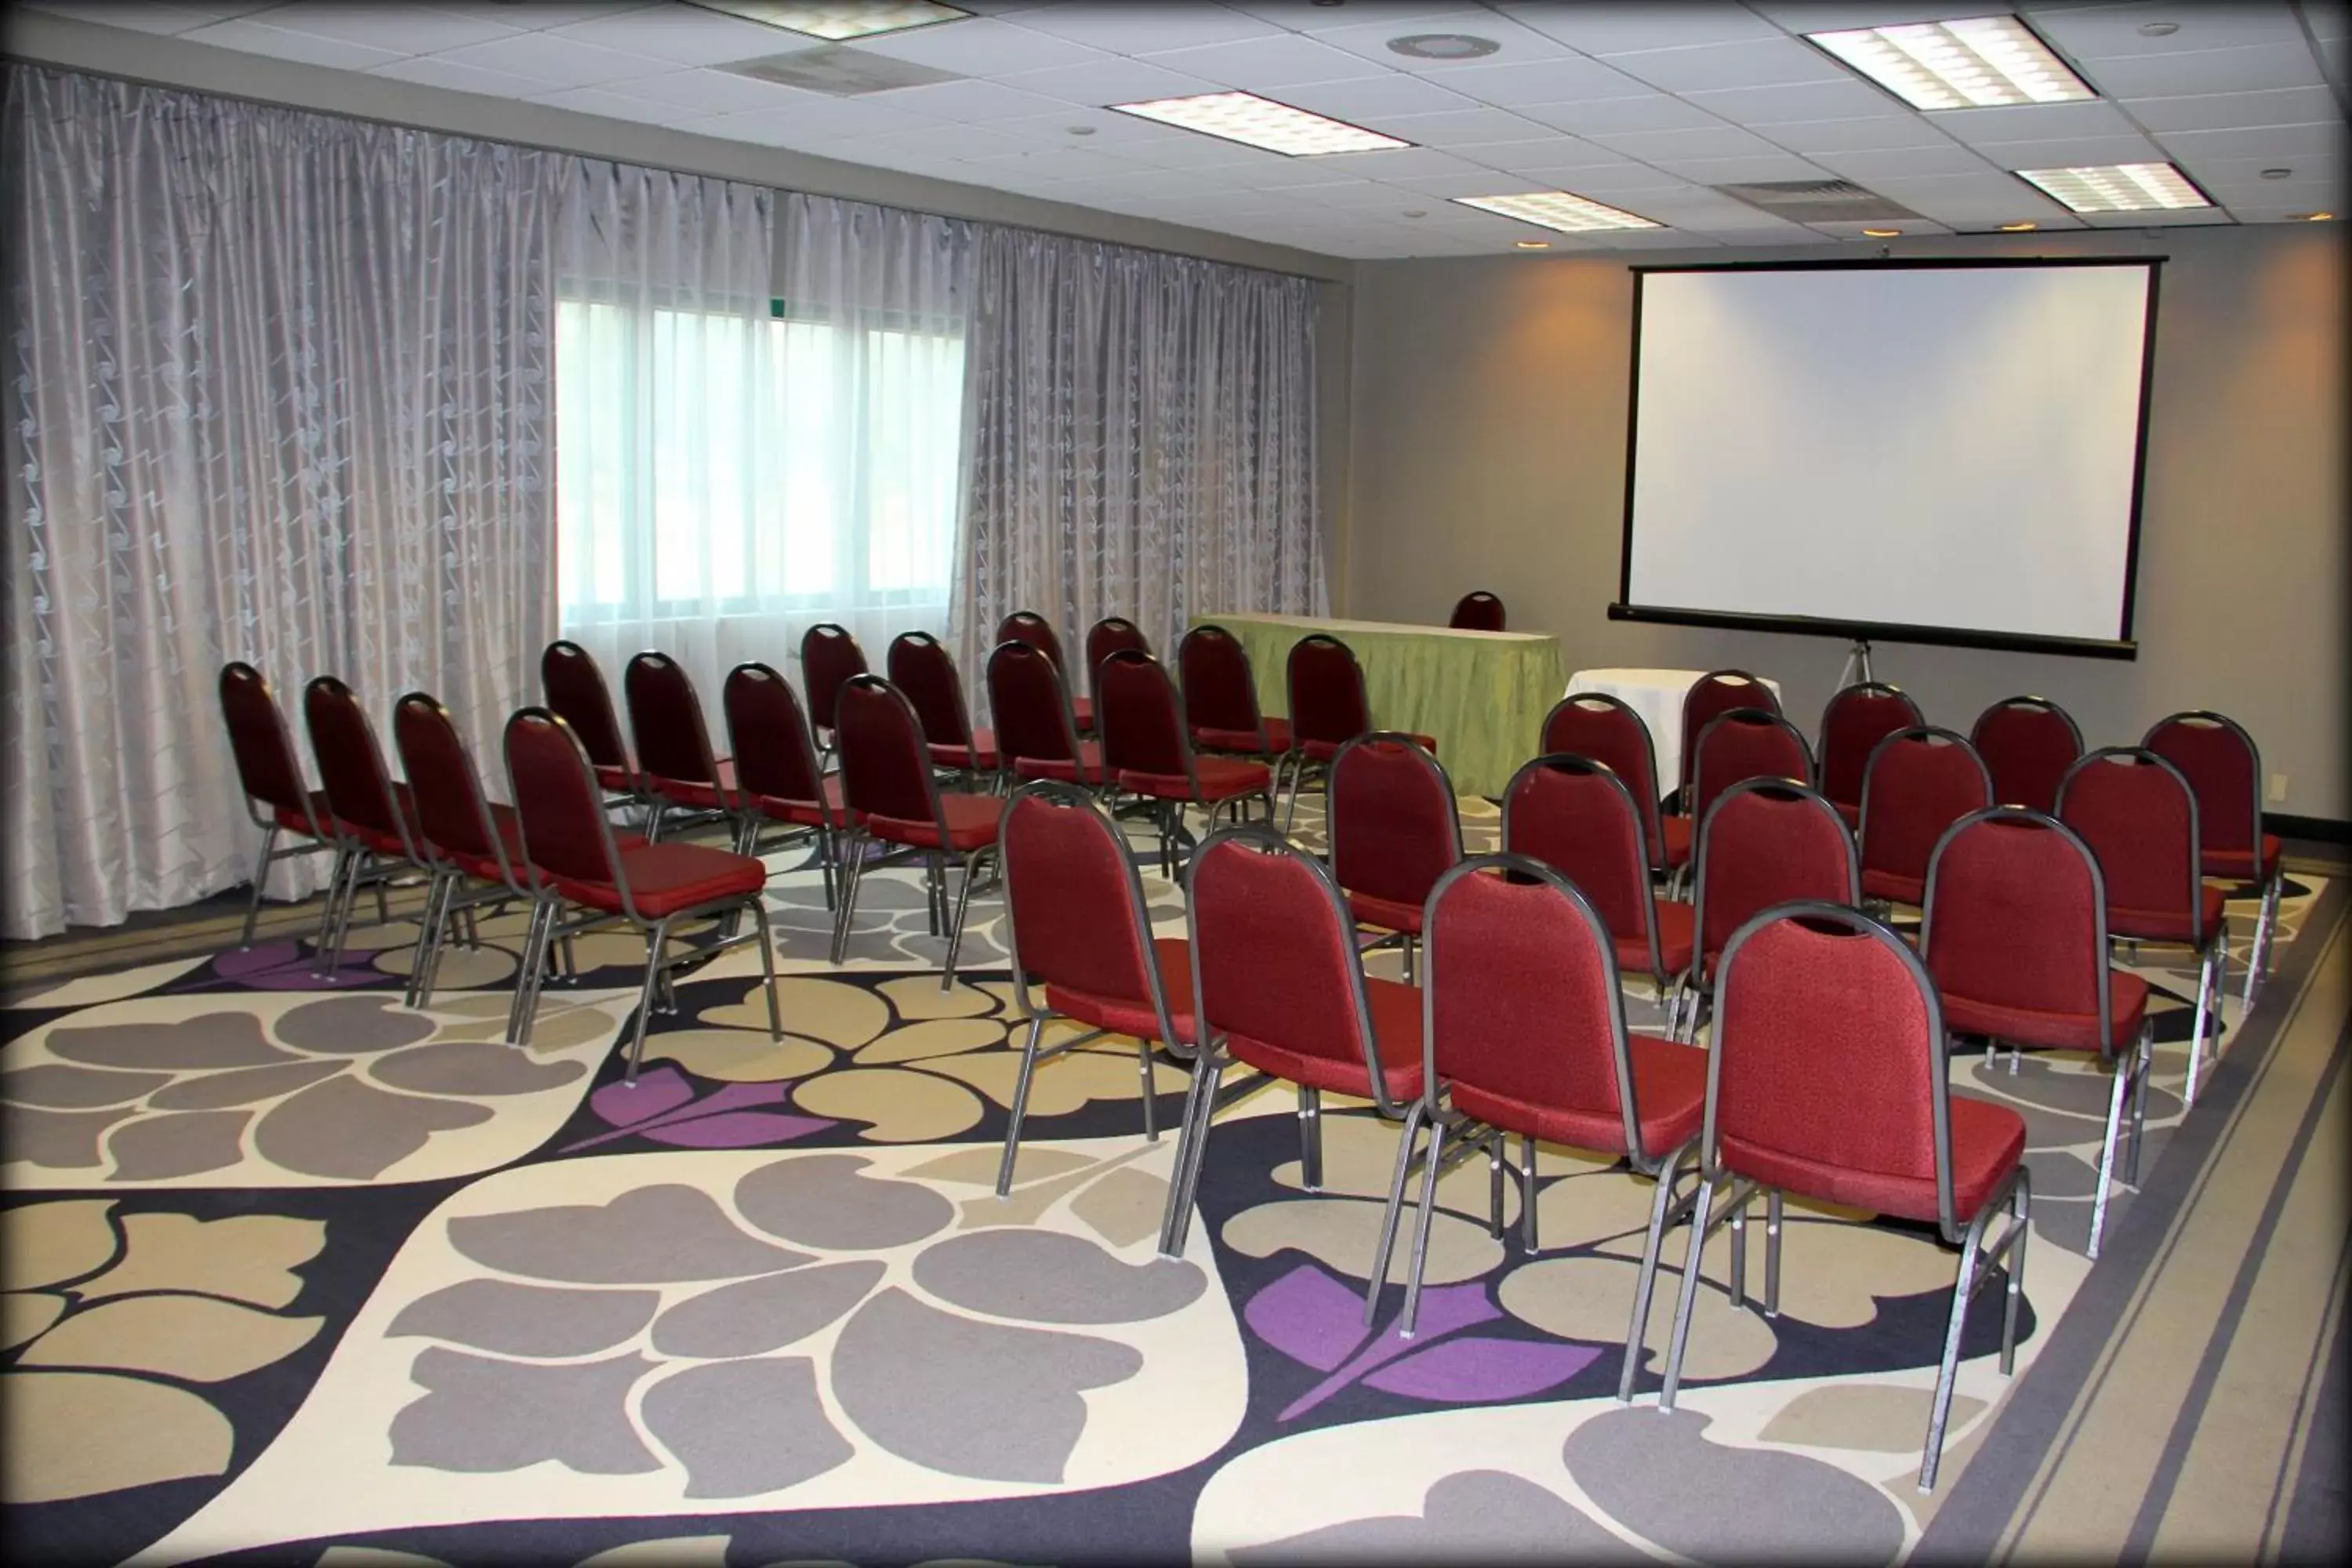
553 175 971 729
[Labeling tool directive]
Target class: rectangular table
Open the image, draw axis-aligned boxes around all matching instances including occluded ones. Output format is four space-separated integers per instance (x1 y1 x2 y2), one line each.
1195 612 1569 798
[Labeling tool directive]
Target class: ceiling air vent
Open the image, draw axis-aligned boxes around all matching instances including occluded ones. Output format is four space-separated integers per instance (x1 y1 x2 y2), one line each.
718 45 961 95
1708 179 1922 223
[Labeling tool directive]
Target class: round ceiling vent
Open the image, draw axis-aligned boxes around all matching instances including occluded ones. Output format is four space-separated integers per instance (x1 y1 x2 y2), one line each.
1388 33 1501 60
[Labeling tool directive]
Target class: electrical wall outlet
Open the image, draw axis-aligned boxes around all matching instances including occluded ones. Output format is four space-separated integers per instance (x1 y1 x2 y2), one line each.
2269 772 2289 804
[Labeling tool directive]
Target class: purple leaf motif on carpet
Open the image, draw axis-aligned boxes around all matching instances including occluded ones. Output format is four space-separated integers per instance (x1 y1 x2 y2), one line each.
560 1065 833 1152
1245 1261 1599 1421
212 941 381 991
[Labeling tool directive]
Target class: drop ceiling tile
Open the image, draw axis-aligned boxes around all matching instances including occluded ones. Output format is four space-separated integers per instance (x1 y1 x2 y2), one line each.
1357 107 1561 145
1412 55 1655 107
1289 180 1441 212
989 107 1203 146
1004 2 1283 52
1494 1 1784 54
1689 221 1841 244
178 17 406 67
849 16 1109 74
1513 93 1730 136
1812 142 2002 176
2123 85 2343 132
1585 123 1789 159
20 2 243 34
2223 199 2343 223
2155 121 2350 158
2024 2 2310 58
367 55 554 95
844 123 1039 162
1218 2 1469 32
2195 172 2343 207
1764 115 1967 153
240 2 520 52
1461 138 1649 176
706 95 942 140
1304 146 1501 179
1383 166 1548 196
1276 73 1482 118
2074 207 2236 226
998 58 1225 107
597 66 809 112
431 30 673 85
1649 151 1839 180
546 6 834 65
2082 41 2328 96
1931 100 2140 144
957 143 1167 178
1860 170 2071 219
863 78 1074 122
1805 216 1960 237
1304 10 1577 71
1751 2 2042 29
1965 131 2169 167
1595 227 1729 247
1680 79 1911 125
1134 33 1387 89
524 85 716 122
423 4 659 31
1519 165 1704 193
1602 37 1852 93
1107 136 1293 170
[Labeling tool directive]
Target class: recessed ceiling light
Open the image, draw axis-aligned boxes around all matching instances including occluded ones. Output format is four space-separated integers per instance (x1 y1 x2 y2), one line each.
1998 220 2039 231
1388 33 1500 60
1807 15 2095 111
1515 239 1552 249
2014 162 2212 212
1860 227 1901 237
1402 209 1428 219
1066 125 1096 136
2139 20 2180 35
2261 167 2293 179
1457 191 1661 234
1110 91 1409 156
684 1 971 40
2298 212 2336 221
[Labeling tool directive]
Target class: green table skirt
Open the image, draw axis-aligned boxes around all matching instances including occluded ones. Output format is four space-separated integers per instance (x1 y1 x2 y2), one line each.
1192 613 1568 798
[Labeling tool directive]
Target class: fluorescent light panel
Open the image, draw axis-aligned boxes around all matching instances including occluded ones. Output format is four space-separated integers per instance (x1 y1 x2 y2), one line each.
2014 162 2211 212
1109 92 1409 156
1809 15 2094 111
684 1 971 41
1454 191 1661 234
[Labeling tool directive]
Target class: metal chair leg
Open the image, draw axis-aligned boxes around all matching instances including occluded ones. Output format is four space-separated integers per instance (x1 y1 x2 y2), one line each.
1136 1034 1160 1142
1298 1085 1323 1190
312 845 354 973
1620 1142 1696 1403
405 870 454 1011
241 826 280 949
1521 1132 1541 1252
1657 1172 1720 1412
506 898 554 1046
941 848 986 991
2088 1040 2131 1260
2126 1025 2153 1183
1363 1098 1430 1325
1763 1189 1784 1316
750 901 782 1042
1727 1190 1749 1311
622 916 677 1085
829 830 869 964
1398 1115 1452 1338
1921 1215 1986 1493
2185 938 2216 1105
997 1013 1047 1197
1157 1054 1225 1257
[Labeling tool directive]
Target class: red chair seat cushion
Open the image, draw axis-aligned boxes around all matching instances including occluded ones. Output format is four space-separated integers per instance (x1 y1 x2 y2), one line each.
867 792 1002 852
1070 695 1095 734
1043 937 1195 1047
2202 834 2280 881
1224 975 1425 1102
333 782 426 858
1117 756 1272 803
746 773 856 829
273 788 336 837
1860 867 1926 906
593 764 635 795
1193 717 1294 756
2109 883 2227 945
1014 741 1109 787
554 840 767 919
648 757 738 811
1301 731 1439 762
1617 899 1696 978
929 727 1000 771
1722 1093 2026 1225
1940 970 2150 1054
452 806 644 885
1348 889 1424 935
1657 814 1690 869
1834 799 1861 829
1450 1034 1708 1160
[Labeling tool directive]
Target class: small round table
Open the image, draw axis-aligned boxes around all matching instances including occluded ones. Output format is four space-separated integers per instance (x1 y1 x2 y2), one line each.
1564 667 1784 800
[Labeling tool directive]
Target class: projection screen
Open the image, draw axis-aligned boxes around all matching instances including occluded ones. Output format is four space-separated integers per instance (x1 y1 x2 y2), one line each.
1610 259 2161 658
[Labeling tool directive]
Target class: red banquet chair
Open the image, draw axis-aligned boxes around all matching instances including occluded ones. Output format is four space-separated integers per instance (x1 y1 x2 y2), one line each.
1687 707 1815 851
2060 749 2229 1103
1367 854 1708 1340
1541 691 1682 875
1923 808 2152 1259
1328 733 1462 983
303 676 431 975
1503 755 1694 996
829 674 1002 989
1971 695 2082 816
998 611 1093 734
1086 615 1152 678
1177 623 1292 762
1858 727 1994 910
541 640 639 812
1677 670 1781 801
996 781 1198 1194
1157 825 1426 1260
886 631 1000 784
1282 634 1436 833
219 662 339 949
1097 650 1274 877
1448 591 1506 631
1818 682 1926 827
2144 710 2283 1007
1675 777 1860 1043
503 707 781 1076
989 640 1106 791
1632 901 2031 1494
799 622 867 758
624 652 739 843
723 662 856 912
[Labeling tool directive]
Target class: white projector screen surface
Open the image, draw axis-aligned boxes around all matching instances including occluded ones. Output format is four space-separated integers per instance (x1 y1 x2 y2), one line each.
1620 261 2155 653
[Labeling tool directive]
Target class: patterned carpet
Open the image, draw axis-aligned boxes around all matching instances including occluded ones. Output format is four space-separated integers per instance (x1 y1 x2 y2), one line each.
0 799 2327 1566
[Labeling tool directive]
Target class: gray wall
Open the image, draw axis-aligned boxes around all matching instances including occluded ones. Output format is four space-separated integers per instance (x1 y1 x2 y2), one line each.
1345 221 2348 820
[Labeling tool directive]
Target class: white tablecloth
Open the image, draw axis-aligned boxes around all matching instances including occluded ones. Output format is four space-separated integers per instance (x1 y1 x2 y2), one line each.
1565 667 1784 801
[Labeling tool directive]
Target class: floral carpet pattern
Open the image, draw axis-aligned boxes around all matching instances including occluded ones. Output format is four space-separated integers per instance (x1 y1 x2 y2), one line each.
0 803 2326 1566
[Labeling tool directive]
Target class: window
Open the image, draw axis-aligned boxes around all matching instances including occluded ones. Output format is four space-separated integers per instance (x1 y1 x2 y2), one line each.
554 298 964 620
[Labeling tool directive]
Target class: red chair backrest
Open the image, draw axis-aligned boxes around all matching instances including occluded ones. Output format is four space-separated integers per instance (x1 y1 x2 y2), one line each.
723 662 826 808
1680 670 1780 792
2143 710 2261 862
1818 683 1925 809
1859 727 1994 890
220 662 317 827
1449 591 1505 631
1287 633 1370 750
1425 855 1645 1155
503 707 622 888
800 623 867 737
1176 624 1263 736
392 691 506 873
1097 652 1193 781
1189 827 1397 1110
836 676 947 826
624 652 724 792
303 677 412 854
987 641 1082 770
1922 808 2111 1032
1540 693 1667 864
1971 696 2082 815
1694 779 1860 962
1690 709 1813 827
1711 904 1961 1233
2058 748 2203 923
996 612 1065 672
885 632 975 750
1328 734 1461 913
1503 756 1662 962
540 641 632 776
1003 783 1167 1029
1086 617 1152 682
